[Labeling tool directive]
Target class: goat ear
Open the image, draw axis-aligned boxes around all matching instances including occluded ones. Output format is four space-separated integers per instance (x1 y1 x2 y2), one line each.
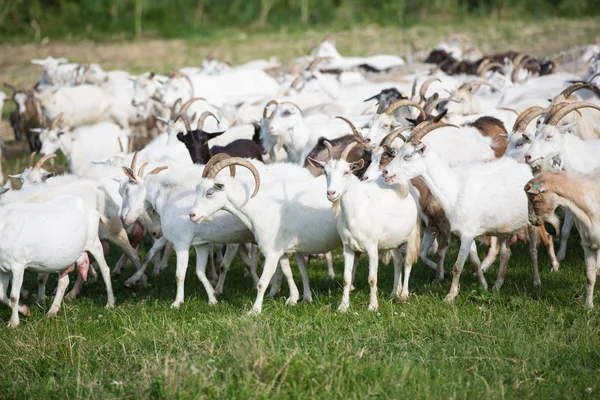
41 172 55 182
351 159 365 172
0 187 9 195
415 142 428 155
558 122 578 134
405 117 417 126
526 184 545 195
207 131 225 141
432 109 448 123
122 167 138 183
176 132 185 142
307 157 326 169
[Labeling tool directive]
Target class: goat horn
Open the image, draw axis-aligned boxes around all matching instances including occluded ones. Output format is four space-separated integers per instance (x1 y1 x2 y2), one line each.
513 107 547 133
173 71 195 97
290 75 304 90
263 100 279 119
419 77 441 102
118 138 125 153
130 152 139 172
335 116 361 139
381 126 411 147
197 111 220 131
555 82 587 101
34 153 56 170
475 59 491 76
410 79 418 100
479 62 504 77
385 99 425 121
340 142 357 162
174 113 192 132
545 101 600 126
128 137 134 153
511 56 531 84
307 57 330 72
27 152 37 168
50 113 63 131
147 166 168 175
206 157 260 198
78 64 93 85
202 153 235 178
178 97 206 115
589 72 600 83
459 80 498 93
512 53 529 68
170 98 183 120
3 82 16 95
424 97 451 116
323 140 334 162
408 122 458 143
138 162 149 177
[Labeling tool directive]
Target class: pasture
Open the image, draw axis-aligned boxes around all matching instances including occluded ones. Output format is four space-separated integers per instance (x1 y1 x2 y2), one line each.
1 18 600 399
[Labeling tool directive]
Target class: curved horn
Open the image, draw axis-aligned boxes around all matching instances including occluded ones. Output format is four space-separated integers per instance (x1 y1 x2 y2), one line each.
385 99 425 121
381 126 411 147
202 153 235 178
511 56 531 84
323 140 334 162
78 64 93 85
3 82 16 95
137 162 149 177
197 111 220 131
410 79 418 100
478 62 504 77
27 152 37 168
458 80 498 93
475 59 491 76
289 75 304 91
424 97 451 116
419 77 441 102
174 113 192 132
512 106 544 131
335 116 361 138
130 152 139 172
545 101 600 126
513 107 547 133
147 166 168 176
178 97 206 115
340 142 357 161
588 72 600 83
263 100 279 119
174 71 195 96
50 113 63 131
206 157 260 198
170 98 183 119
34 153 56 170
555 82 595 101
512 53 530 69
307 57 331 72
408 122 458 143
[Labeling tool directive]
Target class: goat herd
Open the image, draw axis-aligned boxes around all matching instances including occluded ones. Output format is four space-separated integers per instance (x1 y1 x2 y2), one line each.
0 35 599 327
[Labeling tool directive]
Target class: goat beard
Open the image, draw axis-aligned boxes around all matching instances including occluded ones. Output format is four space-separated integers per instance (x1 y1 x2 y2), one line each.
332 198 341 218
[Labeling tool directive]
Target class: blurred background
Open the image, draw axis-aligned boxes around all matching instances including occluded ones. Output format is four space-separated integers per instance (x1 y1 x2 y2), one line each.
1 0 599 41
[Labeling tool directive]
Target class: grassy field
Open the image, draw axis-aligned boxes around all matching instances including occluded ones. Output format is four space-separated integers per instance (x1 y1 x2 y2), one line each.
1 20 600 398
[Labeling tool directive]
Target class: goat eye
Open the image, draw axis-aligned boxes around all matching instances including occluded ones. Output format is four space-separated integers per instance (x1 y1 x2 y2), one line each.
282 110 291 117
545 136 553 141
206 189 214 197
404 155 412 160
515 140 523 148
343 171 350 176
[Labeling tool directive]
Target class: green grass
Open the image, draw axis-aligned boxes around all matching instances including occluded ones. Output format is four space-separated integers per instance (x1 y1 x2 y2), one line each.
0 155 599 398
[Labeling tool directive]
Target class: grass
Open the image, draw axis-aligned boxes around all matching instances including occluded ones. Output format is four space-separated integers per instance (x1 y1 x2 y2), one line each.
0 154 600 398
1 19 600 398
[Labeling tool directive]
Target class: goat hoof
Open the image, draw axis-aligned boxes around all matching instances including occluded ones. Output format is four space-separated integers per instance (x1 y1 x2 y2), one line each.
46 310 58 318
398 294 410 303
111 270 121 277
285 297 298 306
7 320 19 328
21 305 31 317
64 291 77 301
443 295 456 303
492 283 503 290
208 298 218 306
337 303 349 313
302 295 313 303
170 301 183 309
123 279 136 288
550 265 560 273
328 273 336 280
367 304 378 311
247 307 261 316
533 280 542 288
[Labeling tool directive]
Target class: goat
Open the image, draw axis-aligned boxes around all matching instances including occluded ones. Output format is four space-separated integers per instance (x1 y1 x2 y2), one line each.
382 122 541 302
0 192 114 327
190 155 342 314
526 172 600 307
176 112 263 164
308 141 420 311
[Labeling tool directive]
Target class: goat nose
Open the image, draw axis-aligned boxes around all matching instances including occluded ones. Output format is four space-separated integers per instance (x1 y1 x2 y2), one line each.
382 169 388 176
189 212 196 219
364 138 371 144
327 190 336 197
524 154 531 162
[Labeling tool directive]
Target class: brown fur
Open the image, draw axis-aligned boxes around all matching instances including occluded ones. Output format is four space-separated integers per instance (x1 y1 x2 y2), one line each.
10 90 44 152
304 135 369 177
468 116 508 157
528 172 600 220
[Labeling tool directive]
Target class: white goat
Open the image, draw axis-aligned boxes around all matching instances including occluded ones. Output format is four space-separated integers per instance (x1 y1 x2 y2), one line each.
309 141 421 311
0 192 114 327
382 123 541 302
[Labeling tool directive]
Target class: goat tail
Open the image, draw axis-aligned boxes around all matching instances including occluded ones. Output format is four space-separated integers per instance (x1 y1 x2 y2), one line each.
405 216 421 266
